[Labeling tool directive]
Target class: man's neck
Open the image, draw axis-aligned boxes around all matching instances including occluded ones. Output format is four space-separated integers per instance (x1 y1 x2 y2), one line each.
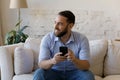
60 32 71 44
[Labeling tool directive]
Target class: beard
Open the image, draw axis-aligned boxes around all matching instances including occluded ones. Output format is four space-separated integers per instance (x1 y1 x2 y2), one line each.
54 25 68 37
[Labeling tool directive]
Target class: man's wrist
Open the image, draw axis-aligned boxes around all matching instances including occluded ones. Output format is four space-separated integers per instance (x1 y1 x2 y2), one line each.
50 58 56 65
72 57 78 63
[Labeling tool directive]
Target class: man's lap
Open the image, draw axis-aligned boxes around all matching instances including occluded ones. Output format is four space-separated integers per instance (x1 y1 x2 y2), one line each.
34 69 95 80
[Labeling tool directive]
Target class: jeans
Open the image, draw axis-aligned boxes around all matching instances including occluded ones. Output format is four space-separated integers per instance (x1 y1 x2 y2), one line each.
33 68 95 80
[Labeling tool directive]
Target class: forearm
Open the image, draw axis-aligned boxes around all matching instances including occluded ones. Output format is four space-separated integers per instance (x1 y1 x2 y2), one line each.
38 59 55 70
72 58 90 70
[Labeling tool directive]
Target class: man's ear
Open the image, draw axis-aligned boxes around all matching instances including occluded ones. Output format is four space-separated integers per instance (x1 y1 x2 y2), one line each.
69 23 74 29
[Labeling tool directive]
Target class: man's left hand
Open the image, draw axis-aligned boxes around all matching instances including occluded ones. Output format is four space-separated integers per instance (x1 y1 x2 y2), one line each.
65 49 76 62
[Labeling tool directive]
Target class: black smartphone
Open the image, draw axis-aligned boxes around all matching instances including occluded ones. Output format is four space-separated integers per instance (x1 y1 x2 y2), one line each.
59 46 68 56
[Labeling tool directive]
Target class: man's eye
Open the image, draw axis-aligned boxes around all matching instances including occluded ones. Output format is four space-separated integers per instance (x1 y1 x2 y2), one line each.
54 21 63 26
58 23 63 26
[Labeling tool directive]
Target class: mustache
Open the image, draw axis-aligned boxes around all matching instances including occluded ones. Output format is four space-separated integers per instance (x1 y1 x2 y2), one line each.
55 28 60 31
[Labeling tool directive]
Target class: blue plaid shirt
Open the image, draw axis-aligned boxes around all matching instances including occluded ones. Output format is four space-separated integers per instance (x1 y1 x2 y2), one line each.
39 31 90 71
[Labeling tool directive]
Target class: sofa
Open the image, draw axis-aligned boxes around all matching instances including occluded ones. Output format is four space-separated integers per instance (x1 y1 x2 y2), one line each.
0 37 120 80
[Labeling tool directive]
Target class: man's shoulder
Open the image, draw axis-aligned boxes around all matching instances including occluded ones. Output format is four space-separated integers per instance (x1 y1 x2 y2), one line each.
72 31 87 39
72 31 89 45
42 32 54 41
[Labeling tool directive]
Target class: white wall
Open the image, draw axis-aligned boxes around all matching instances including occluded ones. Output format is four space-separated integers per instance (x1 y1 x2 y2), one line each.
29 0 120 10
26 0 120 40
1 0 120 43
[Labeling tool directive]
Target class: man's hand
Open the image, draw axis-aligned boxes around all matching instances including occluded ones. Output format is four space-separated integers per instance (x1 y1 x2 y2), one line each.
65 49 90 70
66 49 76 62
51 52 67 64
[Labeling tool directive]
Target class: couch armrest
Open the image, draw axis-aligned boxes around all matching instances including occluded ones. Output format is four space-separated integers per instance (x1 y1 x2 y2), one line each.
0 43 24 80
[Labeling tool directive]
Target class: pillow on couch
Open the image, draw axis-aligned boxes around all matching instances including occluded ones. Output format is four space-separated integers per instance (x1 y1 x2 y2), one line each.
24 37 41 70
14 46 34 75
89 39 108 76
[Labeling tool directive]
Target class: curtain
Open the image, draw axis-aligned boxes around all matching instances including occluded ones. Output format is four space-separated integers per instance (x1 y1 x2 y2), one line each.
0 17 3 45
0 1 3 45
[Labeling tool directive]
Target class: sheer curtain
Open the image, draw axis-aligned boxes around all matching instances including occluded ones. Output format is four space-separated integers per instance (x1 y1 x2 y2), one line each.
0 3 3 45
0 19 3 46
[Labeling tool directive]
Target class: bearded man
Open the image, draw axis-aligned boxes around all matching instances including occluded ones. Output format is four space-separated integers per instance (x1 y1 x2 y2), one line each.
33 10 95 80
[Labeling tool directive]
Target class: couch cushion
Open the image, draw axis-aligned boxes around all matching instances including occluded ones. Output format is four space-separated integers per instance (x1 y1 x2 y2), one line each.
104 40 120 76
103 75 120 80
89 39 108 76
95 75 103 80
13 73 33 80
24 37 41 70
14 47 34 75
0 43 24 80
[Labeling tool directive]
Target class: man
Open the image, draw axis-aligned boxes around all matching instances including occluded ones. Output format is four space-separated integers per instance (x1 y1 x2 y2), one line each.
33 10 95 80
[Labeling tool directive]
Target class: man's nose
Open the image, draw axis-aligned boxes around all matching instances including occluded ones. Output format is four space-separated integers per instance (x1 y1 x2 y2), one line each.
54 23 58 29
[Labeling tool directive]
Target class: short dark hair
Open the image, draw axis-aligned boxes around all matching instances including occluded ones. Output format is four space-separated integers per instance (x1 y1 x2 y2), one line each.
58 10 75 24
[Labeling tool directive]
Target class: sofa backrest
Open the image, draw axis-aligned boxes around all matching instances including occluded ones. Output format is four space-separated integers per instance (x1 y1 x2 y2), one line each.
104 40 120 76
24 38 108 76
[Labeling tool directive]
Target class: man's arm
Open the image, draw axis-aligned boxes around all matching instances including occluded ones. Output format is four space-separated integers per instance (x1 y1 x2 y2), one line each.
67 49 90 70
38 59 54 70
38 53 67 70
73 35 90 70
72 58 90 70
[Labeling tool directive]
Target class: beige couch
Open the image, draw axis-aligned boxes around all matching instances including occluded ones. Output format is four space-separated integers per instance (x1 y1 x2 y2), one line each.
0 37 120 80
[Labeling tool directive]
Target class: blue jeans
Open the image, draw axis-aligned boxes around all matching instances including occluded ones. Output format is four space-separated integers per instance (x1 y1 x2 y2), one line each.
33 68 95 80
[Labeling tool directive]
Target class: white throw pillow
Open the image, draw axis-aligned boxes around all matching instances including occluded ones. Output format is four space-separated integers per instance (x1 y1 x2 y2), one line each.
14 46 34 75
24 37 41 70
89 39 108 76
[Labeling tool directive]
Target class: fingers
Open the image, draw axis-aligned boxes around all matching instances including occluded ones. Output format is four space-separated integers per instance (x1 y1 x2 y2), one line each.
66 49 76 62
53 52 67 64
53 49 75 64
67 54 73 61
55 52 62 56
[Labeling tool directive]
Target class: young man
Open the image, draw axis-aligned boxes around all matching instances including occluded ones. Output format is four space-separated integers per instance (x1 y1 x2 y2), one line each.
33 10 95 80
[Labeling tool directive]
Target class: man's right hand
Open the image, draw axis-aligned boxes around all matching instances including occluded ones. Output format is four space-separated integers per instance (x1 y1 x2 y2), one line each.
51 52 67 64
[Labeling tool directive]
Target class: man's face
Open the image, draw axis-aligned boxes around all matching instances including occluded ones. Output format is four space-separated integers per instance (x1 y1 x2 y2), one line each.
54 15 69 37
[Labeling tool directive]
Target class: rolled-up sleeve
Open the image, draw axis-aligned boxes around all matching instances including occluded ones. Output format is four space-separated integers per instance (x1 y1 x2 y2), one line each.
79 36 90 60
39 35 51 62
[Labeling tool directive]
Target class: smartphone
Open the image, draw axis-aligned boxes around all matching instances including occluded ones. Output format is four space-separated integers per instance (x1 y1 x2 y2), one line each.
59 46 68 56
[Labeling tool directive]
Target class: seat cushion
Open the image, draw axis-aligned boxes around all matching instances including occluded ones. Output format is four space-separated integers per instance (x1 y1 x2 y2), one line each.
89 39 108 76
104 40 120 76
13 73 33 80
95 75 103 80
103 75 120 80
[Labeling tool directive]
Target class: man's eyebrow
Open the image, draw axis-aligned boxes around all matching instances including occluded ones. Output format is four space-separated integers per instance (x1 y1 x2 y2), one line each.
55 21 63 24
